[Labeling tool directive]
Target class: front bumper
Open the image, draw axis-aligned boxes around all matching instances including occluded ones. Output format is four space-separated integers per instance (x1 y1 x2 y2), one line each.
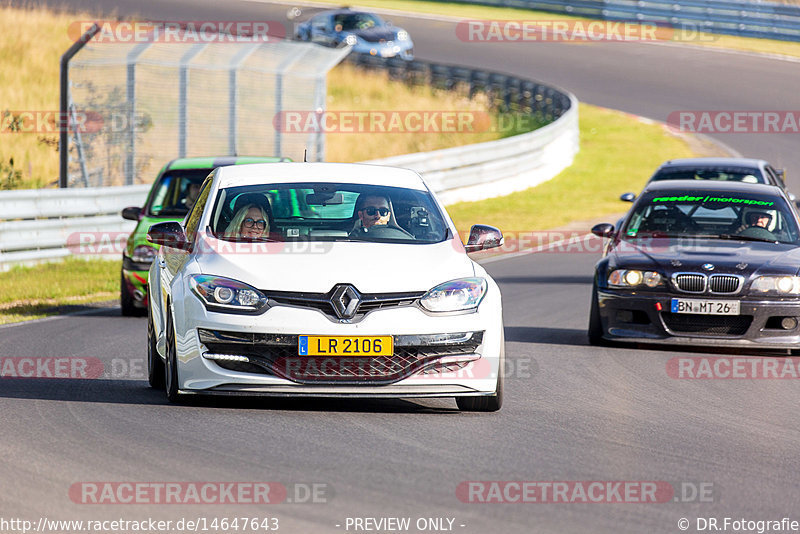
353 42 414 60
597 288 800 348
171 292 503 396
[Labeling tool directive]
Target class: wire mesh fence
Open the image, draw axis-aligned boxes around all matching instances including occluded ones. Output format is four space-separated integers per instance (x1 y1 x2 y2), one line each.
63 26 350 187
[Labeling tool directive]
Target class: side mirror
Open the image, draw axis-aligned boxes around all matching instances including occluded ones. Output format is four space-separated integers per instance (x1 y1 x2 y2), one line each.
619 193 636 202
465 224 503 252
776 168 786 180
147 222 190 250
591 223 615 238
121 206 142 221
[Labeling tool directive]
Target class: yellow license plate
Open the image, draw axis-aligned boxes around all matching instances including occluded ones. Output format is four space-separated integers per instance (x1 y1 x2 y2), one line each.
298 336 393 356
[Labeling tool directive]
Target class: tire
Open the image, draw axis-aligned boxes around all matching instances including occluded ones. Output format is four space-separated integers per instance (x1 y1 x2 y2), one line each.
147 306 165 390
456 332 504 412
588 285 608 346
164 310 182 403
120 271 138 317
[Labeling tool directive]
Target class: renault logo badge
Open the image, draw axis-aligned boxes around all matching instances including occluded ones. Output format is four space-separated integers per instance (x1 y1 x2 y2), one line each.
330 284 361 319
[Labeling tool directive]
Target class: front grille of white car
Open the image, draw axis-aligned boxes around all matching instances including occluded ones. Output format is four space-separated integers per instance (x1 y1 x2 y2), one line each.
199 329 483 384
264 287 425 322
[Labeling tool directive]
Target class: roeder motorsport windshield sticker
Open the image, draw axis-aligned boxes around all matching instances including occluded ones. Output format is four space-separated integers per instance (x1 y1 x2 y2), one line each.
651 195 774 205
625 195 775 236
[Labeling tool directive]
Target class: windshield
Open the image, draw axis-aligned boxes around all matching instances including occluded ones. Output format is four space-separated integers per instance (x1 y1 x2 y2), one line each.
650 167 766 184
623 191 800 245
147 169 212 217
334 13 383 31
210 183 449 244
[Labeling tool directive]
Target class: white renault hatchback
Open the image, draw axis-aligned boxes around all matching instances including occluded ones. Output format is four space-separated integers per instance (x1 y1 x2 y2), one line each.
146 163 505 411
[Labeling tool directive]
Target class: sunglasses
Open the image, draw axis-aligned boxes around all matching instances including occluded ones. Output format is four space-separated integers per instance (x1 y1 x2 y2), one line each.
363 206 390 217
242 218 267 230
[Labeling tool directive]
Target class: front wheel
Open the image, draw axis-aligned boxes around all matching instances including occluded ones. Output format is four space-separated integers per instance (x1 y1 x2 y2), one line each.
456 332 504 412
147 307 165 389
120 272 138 317
587 285 608 346
164 311 182 403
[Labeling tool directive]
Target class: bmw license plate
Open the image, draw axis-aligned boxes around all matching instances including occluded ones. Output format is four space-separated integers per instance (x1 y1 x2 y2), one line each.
298 336 393 356
670 298 740 315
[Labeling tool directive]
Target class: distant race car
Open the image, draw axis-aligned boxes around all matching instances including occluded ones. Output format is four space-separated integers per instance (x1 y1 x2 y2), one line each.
294 8 414 60
146 162 504 410
589 180 800 350
120 156 289 316
620 157 791 203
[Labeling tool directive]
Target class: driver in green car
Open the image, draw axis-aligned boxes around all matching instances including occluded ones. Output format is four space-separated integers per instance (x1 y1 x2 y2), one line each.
120 156 289 316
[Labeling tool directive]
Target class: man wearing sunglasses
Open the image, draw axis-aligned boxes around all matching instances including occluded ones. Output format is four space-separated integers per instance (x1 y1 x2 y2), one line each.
357 195 392 230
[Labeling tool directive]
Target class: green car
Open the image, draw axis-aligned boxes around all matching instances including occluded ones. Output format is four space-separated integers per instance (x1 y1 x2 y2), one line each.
120 156 289 316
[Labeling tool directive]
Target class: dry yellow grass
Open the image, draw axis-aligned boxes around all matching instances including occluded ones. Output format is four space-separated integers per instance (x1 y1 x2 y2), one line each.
326 64 534 162
0 4 104 188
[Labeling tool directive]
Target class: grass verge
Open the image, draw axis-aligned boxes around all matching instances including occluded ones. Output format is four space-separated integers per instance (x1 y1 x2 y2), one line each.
446 102 697 232
0 258 119 325
292 0 800 59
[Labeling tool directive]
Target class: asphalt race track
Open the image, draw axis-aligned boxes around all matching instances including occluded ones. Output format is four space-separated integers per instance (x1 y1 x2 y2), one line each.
3 1 800 532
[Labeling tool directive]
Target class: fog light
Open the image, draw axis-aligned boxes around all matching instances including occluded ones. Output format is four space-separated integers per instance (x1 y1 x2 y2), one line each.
781 317 798 330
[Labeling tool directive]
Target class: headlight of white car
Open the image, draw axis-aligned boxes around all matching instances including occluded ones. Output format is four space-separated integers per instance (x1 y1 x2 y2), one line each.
419 277 487 312
190 274 268 313
751 275 800 294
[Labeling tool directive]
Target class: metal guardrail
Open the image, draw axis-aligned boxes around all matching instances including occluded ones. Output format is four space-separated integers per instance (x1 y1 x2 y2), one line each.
0 57 578 272
445 0 800 41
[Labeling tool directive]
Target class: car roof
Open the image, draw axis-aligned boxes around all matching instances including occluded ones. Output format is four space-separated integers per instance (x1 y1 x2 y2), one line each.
214 162 428 190
164 156 287 171
641 179 783 196
656 157 768 170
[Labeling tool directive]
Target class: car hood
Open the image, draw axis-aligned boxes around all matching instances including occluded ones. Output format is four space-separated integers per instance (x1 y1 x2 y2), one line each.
350 27 398 42
611 237 800 276
193 235 474 293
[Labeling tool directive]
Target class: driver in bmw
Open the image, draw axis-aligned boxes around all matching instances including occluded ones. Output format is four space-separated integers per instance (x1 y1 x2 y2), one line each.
736 211 772 233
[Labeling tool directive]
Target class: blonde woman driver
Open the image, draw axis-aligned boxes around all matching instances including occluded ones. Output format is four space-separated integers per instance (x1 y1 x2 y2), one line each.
225 204 270 239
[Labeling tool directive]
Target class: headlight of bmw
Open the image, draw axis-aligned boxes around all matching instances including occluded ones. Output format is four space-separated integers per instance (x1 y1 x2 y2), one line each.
751 276 800 294
608 269 663 288
190 275 269 313
419 277 487 312
345 34 358 45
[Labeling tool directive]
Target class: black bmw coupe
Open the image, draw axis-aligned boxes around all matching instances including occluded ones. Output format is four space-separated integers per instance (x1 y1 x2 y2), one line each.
589 180 800 350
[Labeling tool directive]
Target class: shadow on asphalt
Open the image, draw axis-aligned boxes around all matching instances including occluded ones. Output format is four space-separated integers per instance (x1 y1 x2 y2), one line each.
504 326 588 346
0 378 459 413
